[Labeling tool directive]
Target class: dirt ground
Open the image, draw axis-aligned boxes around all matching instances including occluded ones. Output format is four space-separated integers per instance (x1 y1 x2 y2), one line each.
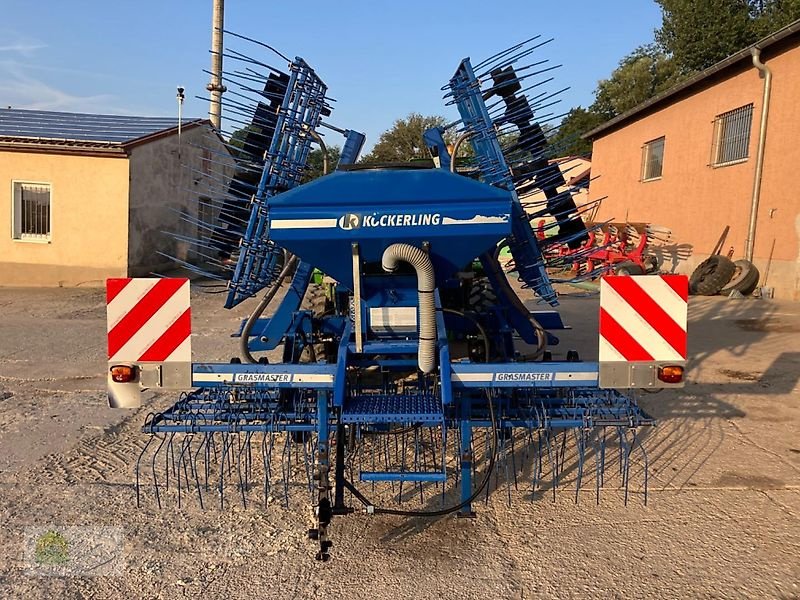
0 284 798 599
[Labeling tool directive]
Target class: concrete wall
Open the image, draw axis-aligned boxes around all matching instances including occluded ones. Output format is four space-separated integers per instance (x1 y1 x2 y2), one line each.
0 150 129 286
590 42 800 300
127 124 233 276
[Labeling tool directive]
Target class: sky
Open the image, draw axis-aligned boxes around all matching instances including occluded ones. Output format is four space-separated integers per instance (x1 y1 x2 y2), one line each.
0 0 663 150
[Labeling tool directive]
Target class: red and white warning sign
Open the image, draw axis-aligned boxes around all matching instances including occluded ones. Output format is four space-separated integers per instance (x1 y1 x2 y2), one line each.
106 278 191 363
599 275 687 362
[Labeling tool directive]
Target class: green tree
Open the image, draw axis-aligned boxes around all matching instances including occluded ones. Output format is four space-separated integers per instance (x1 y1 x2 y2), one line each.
750 0 800 34
549 46 679 155
655 0 754 73
593 45 681 118
227 125 259 160
361 113 448 162
302 145 341 183
553 0 800 155
655 0 800 74
548 107 606 156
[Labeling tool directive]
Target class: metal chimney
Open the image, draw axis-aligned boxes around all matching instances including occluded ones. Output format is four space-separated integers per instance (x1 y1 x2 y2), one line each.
206 0 225 129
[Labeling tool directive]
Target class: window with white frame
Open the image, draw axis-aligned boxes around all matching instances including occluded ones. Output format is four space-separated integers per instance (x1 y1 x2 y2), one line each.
641 137 665 181
12 182 51 241
711 104 753 166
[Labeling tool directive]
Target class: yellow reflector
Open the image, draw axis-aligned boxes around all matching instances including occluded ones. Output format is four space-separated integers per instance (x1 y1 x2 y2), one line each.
658 365 684 384
110 365 136 383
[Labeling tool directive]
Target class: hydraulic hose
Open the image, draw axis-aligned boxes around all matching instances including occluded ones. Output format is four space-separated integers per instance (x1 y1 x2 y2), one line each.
487 245 547 359
239 252 299 363
440 307 490 363
308 129 330 177
450 131 473 173
371 390 499 518
381 243 437 373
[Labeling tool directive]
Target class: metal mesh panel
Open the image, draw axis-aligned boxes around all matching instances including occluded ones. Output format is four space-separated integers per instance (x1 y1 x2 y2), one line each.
711 104 753 166
15 183 51 239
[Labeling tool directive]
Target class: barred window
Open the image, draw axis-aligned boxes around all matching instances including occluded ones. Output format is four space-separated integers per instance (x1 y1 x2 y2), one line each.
13 182 51 241
711 104 753 166
641 137 665 181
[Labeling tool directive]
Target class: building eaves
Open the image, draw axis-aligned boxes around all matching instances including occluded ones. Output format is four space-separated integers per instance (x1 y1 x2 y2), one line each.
583 18 800 140
0 119 209 157
121 119 206 149
0 108 205 146
0 136 128 157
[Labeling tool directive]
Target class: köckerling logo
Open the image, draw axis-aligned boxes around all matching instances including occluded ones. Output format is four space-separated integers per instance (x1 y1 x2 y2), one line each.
338 213 361 230
338 212 442 229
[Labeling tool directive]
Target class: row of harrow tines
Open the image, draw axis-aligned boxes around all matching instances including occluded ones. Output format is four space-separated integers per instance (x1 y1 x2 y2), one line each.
136 387 654 512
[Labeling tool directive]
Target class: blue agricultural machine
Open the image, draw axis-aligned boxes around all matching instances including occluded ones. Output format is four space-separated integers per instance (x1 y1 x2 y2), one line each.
107 34 687 561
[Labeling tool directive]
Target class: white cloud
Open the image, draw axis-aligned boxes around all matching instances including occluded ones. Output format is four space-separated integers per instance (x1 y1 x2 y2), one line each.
0 42 46 54
0 31 120 113
0 31 46 57
0 60 130 113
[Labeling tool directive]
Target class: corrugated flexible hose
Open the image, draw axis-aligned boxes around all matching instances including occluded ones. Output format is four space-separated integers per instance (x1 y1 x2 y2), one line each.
381 243 437 373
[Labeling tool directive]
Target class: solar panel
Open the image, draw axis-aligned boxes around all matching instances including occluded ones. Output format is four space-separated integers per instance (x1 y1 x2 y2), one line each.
0 108 201 145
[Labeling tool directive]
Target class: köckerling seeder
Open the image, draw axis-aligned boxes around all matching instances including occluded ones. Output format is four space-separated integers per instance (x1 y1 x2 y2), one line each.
106 34 688 561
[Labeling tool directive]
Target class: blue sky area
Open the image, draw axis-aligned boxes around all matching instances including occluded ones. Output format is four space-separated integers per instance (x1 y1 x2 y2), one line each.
1 1 662 149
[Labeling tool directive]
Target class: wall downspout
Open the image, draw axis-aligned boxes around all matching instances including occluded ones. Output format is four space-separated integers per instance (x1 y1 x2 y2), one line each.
746 48 773 263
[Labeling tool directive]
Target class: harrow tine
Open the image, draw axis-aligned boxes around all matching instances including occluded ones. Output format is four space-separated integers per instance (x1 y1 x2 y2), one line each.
544 430 557 502
176 435 189 509
219 432 229 510
594 429 602 505
151 434 167 510
282 430 291 508
638 433 650 506
618 427 632 506
504 435 512 508
531 430 542 496
235 431 248 509
165 432 176 492
303 434 315 502
192 435 206 509
135 436 154 509
574 429 585 504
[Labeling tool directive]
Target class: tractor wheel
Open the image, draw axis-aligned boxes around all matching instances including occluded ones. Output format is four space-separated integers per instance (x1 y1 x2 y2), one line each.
613 261 645 276
719 259 760 296
300 283 332 363
689 255 736 295
467 278 498 313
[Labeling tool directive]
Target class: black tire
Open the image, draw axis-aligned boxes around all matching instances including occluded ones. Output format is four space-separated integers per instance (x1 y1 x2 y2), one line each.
614 261 645 276
689 255 736 295
719 259 760 296
300 284 331 363
643 254 662 274
467 278 498 313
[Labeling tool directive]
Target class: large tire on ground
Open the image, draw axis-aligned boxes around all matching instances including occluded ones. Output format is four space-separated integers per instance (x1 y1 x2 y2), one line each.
719 259 760 296
614 261 645 276
689 255 736 295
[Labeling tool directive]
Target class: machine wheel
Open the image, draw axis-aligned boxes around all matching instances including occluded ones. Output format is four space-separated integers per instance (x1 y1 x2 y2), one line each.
689 255 736 295
300 283 332 363
719 259 760 296
613 261 645 276
302 283 329 313
643 254 662 274
467 277 498 313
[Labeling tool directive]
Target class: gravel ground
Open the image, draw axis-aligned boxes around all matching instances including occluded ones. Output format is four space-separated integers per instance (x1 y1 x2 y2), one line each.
0 284 798 599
